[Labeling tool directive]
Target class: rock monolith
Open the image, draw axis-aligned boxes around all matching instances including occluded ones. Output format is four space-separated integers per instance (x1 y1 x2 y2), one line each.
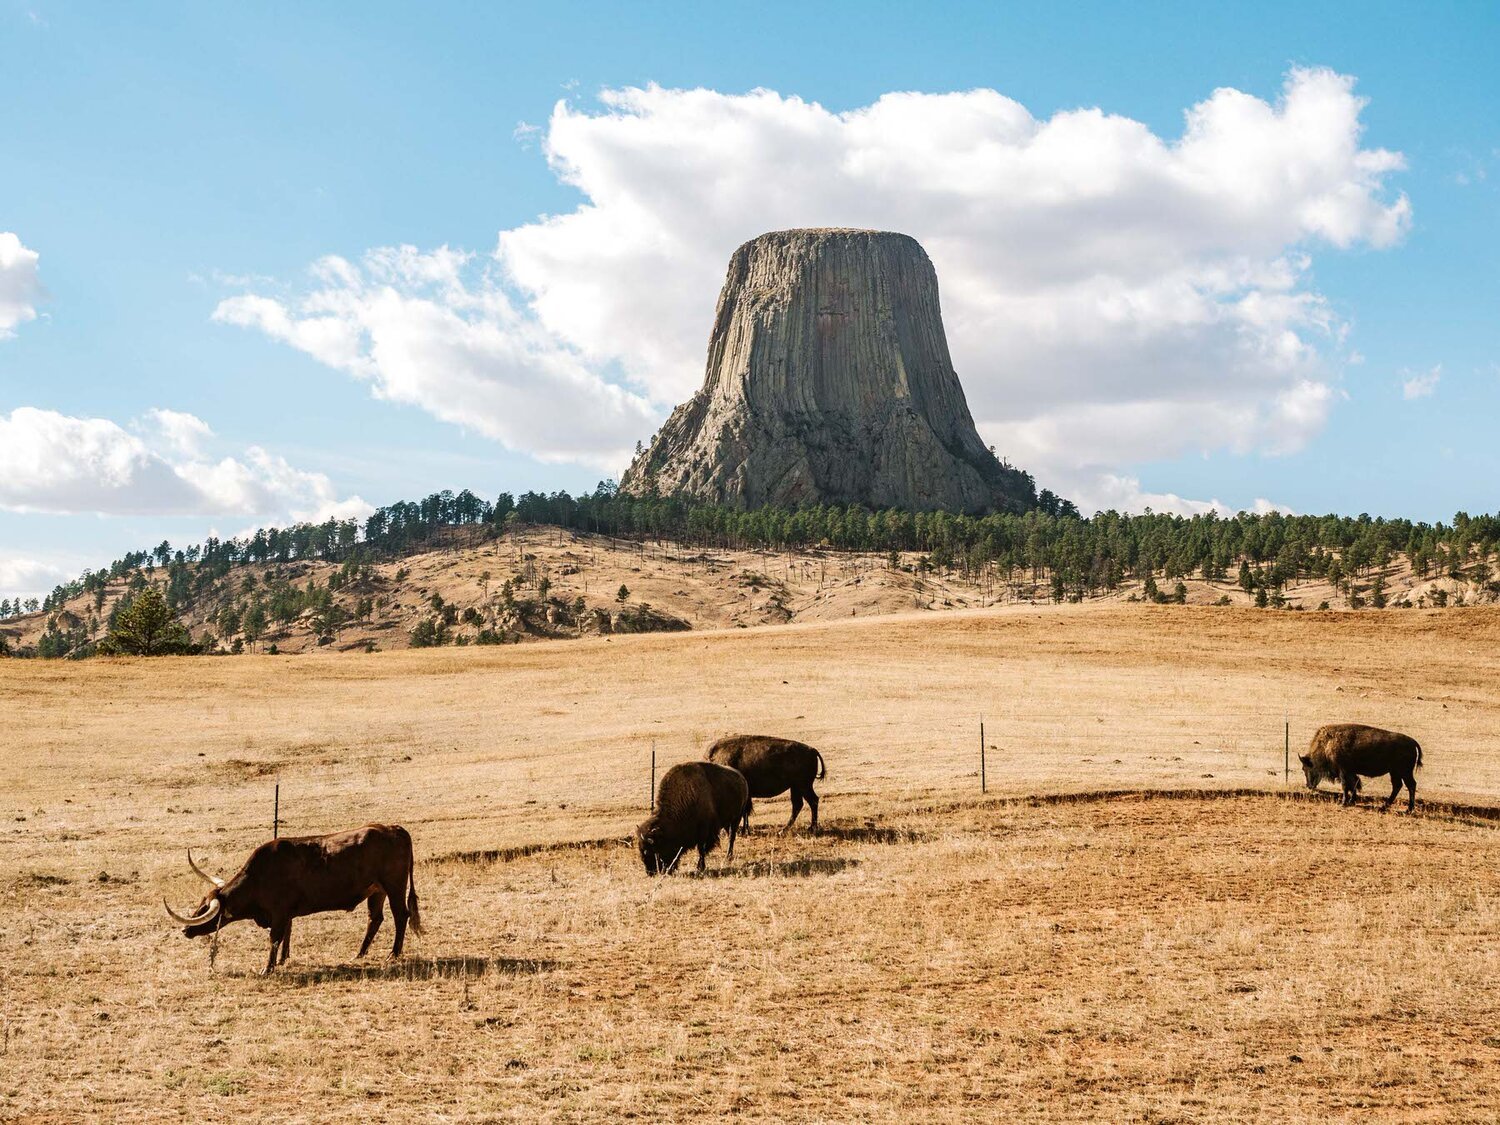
619 229 1034 513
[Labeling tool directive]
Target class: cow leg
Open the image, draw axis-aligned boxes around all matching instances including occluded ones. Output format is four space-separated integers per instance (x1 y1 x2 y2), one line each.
388 888 409 959
806 786 820 832
264 921 288 975
357 892 386 958
1404 771 1417 813
784 789 804 833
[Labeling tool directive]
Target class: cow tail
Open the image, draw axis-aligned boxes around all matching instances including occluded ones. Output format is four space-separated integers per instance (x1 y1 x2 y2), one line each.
403 828 423 936
815 749 827 780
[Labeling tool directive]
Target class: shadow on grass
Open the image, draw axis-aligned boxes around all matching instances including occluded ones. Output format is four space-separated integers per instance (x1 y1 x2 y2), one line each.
922 786 1500 830
434 837 624 867
698 857 858 879
808 823 925 845
268 955 558 986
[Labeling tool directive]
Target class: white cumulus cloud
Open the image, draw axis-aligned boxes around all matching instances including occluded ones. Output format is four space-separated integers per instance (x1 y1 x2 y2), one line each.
0 556 74 603
0 231 44 338
217 67 1408 511
1401 364 1440 400
141 407 215 458
213 247 657 468
0 406 371 522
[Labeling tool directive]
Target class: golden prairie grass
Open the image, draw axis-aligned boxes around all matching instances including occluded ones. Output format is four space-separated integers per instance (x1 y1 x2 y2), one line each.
3 603 1500 1120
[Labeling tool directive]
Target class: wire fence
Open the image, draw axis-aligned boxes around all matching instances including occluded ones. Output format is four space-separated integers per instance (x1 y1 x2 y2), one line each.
177 701 1460 862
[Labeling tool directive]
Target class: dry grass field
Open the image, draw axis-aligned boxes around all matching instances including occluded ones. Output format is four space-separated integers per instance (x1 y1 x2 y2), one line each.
4 603 1500 1120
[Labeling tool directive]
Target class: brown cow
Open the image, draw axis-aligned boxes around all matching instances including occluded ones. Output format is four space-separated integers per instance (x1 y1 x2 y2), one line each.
706 734 826 833
636 761 749 875
163 823 422 974
1300 723 1423 811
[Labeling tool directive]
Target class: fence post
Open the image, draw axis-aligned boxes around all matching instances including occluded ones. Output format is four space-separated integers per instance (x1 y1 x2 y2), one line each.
650 743 656 811
1283 713 1290 790
980 718 986 794
273 779 280 839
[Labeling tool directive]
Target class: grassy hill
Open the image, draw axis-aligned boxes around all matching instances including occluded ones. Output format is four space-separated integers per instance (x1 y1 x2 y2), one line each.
4 521 1499 658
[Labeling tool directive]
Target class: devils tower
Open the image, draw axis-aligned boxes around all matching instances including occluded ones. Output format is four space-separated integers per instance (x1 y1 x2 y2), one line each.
620 229 1035 514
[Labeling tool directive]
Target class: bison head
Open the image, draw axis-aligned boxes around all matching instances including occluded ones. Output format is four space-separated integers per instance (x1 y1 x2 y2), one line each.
1299 754 1334 791
634 822 683 876
162 849 231 937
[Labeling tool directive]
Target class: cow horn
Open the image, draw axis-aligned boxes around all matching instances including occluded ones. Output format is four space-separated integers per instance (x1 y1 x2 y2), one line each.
163 896 221 926
187 848 224 888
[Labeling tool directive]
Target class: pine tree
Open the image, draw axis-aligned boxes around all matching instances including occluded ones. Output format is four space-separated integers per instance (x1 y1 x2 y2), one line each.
102 587 192 655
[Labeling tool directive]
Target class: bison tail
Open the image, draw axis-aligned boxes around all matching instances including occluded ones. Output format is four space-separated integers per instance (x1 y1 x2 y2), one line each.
815 749 827 780
1415 741 1423 768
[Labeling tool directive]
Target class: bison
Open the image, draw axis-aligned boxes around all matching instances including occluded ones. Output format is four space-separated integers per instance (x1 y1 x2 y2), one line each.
162 823 422 974
1300 723 1423 811
706 734 826 833
636 761 749 875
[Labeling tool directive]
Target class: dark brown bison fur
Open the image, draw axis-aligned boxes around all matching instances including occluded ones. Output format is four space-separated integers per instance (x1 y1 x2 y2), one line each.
167 823 421 974
1301 723 1423 811
636 762 749 875
706 734 827 833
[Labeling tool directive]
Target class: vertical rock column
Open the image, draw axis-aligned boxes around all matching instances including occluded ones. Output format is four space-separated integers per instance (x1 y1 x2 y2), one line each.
621 228 1033 514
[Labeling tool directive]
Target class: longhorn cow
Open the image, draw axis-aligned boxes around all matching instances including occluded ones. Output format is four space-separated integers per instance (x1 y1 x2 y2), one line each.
163 823 421 974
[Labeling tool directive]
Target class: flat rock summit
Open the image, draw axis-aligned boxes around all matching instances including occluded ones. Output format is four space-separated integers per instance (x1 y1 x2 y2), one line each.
620 228 1037 514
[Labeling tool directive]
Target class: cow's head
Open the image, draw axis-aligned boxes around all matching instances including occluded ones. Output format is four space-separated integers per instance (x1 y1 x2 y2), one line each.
163 849 232 937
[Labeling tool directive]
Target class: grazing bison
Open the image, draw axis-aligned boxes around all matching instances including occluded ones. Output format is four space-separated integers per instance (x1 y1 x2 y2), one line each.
636 761 749 875
162 823 422 974
707 734 826 833
1301 724 1423 811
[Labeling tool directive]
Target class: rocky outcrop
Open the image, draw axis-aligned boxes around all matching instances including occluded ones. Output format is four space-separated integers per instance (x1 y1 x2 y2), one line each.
620 229 1035 514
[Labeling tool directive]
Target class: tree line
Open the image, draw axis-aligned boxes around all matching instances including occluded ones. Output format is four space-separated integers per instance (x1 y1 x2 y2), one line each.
7 482 1500 658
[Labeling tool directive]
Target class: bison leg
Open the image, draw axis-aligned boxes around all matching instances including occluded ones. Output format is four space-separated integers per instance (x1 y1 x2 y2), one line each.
1340 772 1359 807
784 789 804 833
741 798 753 834
278 921 292 966
388 891 409 959
1382 774 1401 811
357 892 386 958
696 843 710 873
726 822 738 863
1403 771 1417 813
806 786 819 832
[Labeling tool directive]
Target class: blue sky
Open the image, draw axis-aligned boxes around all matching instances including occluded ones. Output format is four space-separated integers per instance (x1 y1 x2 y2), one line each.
2 2 1497 598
